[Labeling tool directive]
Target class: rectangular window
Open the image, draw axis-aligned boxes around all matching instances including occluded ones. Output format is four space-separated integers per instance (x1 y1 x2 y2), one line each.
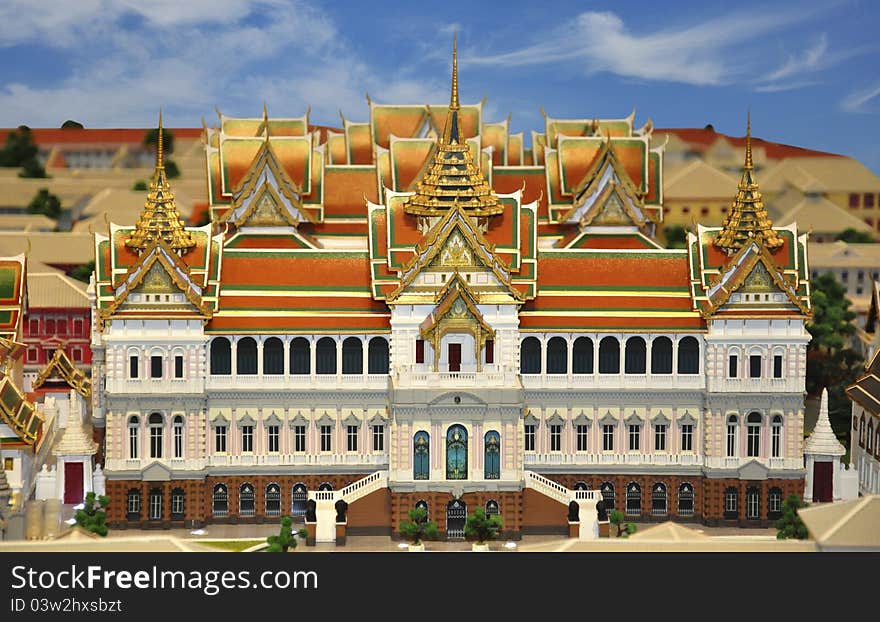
747 425 760 457
524 424 535 451
773 355 783 379
26 348 37 363
628 425 640 451
865 193 875 208
681 424 693 451
129 426 138 459
655 424 666 451
28 318 38 335
129 355 139 379
73 319 84 336
46 319 55 334
320 425 332 452
749 355 762 378
603 424 615 451
174 355 184 379
294 425 306 452
150 355 163 379
173 424 183 458
550 424 562 452
347 425 359 452
58 321 67 336
372 425 384 451
727 424 737 457
171 493 184 516
485 339 494 365
415 339 425 364
772 425 781 458
849 193 860 208
72 348 82 363
728 355 738 378
215 426 227 453
576 424 589 451
268 425 279 453
150 426 162 459
242 425 253 453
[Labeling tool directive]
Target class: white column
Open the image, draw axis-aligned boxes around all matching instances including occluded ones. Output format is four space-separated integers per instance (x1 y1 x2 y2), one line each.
362 337 369 375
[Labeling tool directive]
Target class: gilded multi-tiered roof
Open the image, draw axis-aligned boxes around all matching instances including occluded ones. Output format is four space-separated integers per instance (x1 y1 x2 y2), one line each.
714 114 784 255
402 36 502 218
126 112 196 254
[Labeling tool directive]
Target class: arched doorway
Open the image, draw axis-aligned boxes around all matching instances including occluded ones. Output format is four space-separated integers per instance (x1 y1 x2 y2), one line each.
446 499 466 539
813 460 833 502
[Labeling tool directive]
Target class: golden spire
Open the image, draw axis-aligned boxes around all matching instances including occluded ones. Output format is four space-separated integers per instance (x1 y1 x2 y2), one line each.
125 110 195 255
403 35 502 218
713 113 783 255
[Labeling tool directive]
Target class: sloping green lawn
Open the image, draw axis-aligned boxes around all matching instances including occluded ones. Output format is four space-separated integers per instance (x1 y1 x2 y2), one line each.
198 540 265 552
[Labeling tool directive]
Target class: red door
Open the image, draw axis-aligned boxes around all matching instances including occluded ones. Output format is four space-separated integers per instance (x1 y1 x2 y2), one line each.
64 462 84 504
448 343 462 372
812 461 833 502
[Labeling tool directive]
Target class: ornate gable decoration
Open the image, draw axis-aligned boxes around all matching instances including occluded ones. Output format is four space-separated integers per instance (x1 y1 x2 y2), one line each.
32 347 91 398
0 374 42 446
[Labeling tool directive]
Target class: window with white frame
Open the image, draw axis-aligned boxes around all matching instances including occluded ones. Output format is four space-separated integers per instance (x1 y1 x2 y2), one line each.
149 489 163 520
771 415 782 458
172 415 183 459
171 489 184 518
749 354 762 378
773 354 783 378
524 424 535 451
746 412 761 457
603 424 615 451
768 488 783 519
174 355 184 379
724 487 738 518
150 355 163 379
726 415 738 457
267 425 280 453
128 416 139 459
576 424 589 451
215 425 227 453
149 413 163 459
550 424 562 452
728 353 738 378
746 487 760 520
242 425 254 453
628 424 640 451
372 425 385 451
127 489 141 518
347 425 359 452
320 425 332 452
681 424 693 451
129 354 139 379
654 424 666 451
294 425 306 452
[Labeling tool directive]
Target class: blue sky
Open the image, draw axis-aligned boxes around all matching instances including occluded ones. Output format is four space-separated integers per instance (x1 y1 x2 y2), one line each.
0 0 878 171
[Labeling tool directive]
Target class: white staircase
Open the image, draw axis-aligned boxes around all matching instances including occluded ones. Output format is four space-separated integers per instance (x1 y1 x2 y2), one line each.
339 470 388 504
307 471 388 543
524 470 603 540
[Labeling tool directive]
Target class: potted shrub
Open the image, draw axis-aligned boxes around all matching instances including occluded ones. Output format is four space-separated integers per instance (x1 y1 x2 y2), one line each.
399 507 438 551
266 516 307 552
465 507 503 551
74 492 110 537
609 509 637 538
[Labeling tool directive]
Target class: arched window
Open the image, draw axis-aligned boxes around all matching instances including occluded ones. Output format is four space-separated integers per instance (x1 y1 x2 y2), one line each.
598 337 620 374
486 500 500 516
265 483 281 517
126 488 141 521
651 337 673 374
318 482 333 491
745 486 760 520
859 415 866 446
723 487 738 519
868 421 874 452
316 337 337 375
170 488 185 520
520 337 541 373
546 337 568 374
600 482 615 510
651 483 667 516
677 336 700 374
446 425 468 480
625 482 641 516
342 337 363 374
172 415 184 459
237 337 257 375
771 415 783 458
726 415 738 457
128 416 140 460
368 337 390 374
484 431 500 480
148 488 163 521
414 499 428 515
413 432 430 480
148 412 163 459
291 483 308 517
678 483 694 516
574 481 589 491
747 412 761 457
239 483 255 517
263 337 284 375
767 487 783 520
210 338 231 375
212 484 228 517
625 337 647 374
572 337 594 373
875 429 880 458
290 338 310 375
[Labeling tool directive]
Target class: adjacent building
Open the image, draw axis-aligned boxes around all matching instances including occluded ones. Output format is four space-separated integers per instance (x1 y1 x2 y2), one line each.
848 349 880 494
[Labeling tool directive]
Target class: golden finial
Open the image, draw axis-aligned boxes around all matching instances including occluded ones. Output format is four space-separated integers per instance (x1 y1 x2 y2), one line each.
156 109 164 170
451 32 459 111
262 102 270 142
744 109 753 171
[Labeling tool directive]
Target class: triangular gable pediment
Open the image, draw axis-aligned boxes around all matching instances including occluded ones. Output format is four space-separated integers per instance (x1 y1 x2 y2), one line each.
737 459 769 481
32 348 91 398
419 273 495 341
142 461 172 482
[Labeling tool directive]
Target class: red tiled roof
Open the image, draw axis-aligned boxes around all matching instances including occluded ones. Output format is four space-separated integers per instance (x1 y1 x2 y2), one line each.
656 128 840 159
0 127 205 145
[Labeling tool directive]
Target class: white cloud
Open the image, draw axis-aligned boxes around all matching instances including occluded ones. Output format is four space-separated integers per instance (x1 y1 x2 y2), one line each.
841 83 880 113
763 34 828 82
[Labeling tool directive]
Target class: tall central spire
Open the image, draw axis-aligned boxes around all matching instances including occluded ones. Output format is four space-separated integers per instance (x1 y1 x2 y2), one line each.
403 35 502 218
713 112 783 255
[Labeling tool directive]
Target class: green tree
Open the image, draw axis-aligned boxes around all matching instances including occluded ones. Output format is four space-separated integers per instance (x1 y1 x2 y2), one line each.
165 160 180 179
67 261 95 284
807 272 862 440
74 492 109 537
835 228 875 244
464 507 503 545
265 516 307 552
664 225 687 249
27 188 62 220
19 157 47 178
0 125 38 167
132 180 148 191
61 120 84 129
398 506 439 546
609 509 637 537
143 127 174 155
775 494 809 540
